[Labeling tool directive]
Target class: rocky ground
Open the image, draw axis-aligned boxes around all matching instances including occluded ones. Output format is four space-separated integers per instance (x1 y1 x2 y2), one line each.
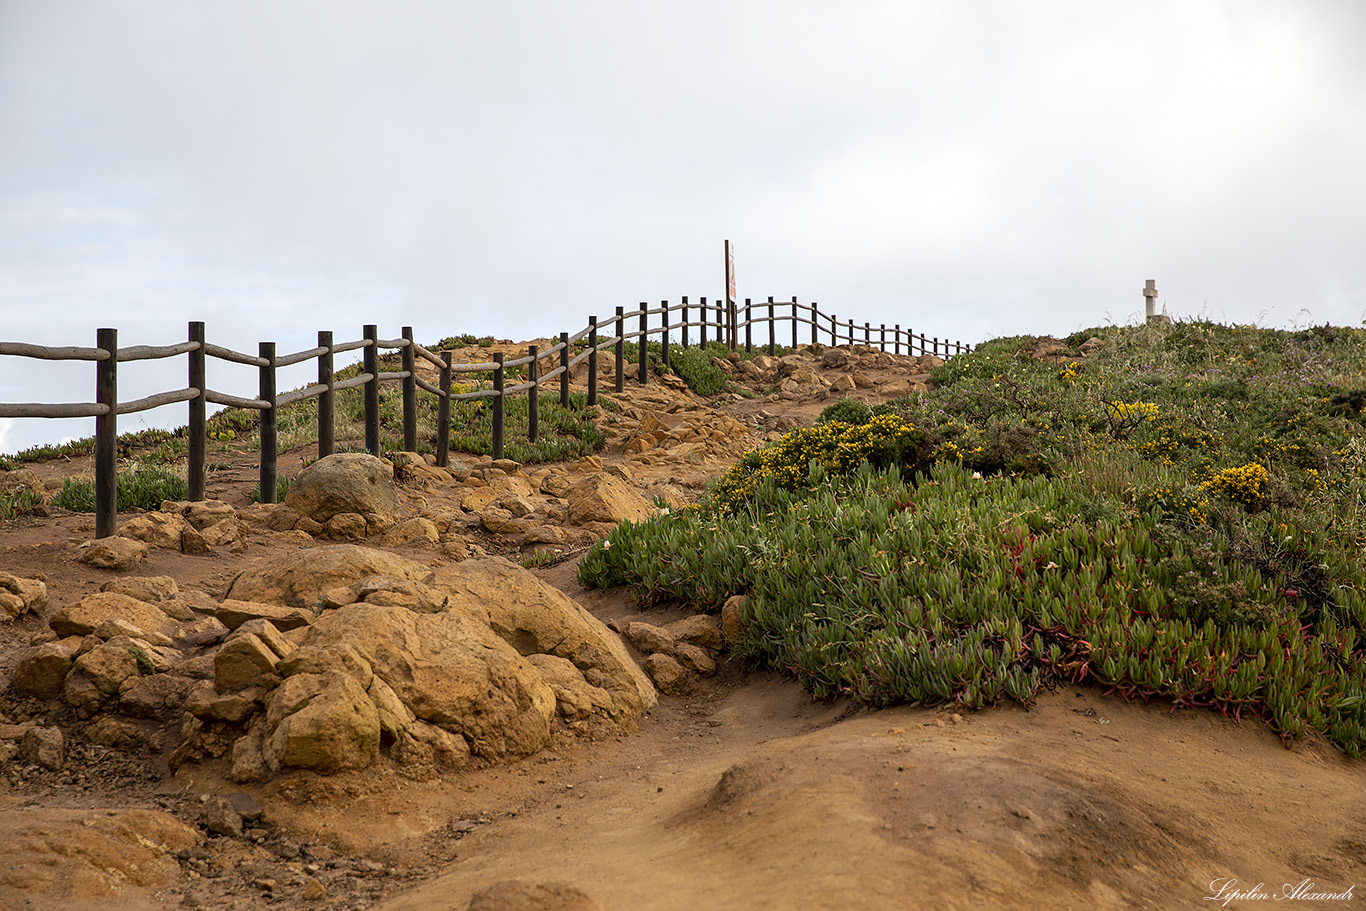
1 342 1363 911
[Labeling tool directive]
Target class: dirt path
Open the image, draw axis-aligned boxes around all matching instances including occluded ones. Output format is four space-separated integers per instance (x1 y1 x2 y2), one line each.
1 348 1363 911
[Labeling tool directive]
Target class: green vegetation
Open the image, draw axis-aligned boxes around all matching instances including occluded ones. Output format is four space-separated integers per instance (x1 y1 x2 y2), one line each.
50 465 188 512
620 339 792 398
580 320 1366 756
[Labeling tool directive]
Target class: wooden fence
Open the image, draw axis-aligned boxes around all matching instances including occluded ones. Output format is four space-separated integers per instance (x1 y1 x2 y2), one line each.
0 296 971 538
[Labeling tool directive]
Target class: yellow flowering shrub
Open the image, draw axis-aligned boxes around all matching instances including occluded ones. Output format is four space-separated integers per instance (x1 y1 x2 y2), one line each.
1199 463 1269 507
707 414 924 515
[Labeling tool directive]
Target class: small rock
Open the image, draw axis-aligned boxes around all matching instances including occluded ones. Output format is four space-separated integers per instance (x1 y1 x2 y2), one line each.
75 536 149 570
200 796 244 837
302 878 327 901
721 595 747 644
18 726 63 771
641 654 689 696
624 622 675 657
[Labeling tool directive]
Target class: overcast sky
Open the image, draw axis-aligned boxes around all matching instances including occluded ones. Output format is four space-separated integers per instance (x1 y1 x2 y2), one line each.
2 1 1364 454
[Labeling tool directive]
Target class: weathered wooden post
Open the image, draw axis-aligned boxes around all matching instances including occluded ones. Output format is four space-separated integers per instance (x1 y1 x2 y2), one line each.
318 330 335 459
363 324 380 456
791 297 798 350
559 331 570 407
700 297 708 348
587 317 598 407
614 305 625 394
492 352 505 461
638 304 648 385
188 321 206 502
745 299 753 354
880 324 886 352
811 302 819 346
767 296 776 356
894 324 901 356
864 322 871 347
95 328 117 539
437 351 451 467
401 327 417 452
528 344 539 442
660 301 670 372
259 342 277 504
681 296 689 349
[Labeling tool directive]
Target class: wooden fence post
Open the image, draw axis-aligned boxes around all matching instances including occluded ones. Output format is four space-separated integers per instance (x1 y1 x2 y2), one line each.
587 317 598 407
401 327 417 452
188 321 206 502
95 328 117 539
880 324 886 352
811 302 819 346
559 332 570 407
318 330 335 459
894 325 901 356
492 352 505 461
848 319 854 348
767 296 776 356
700 297 707 348
864 322 871 347
791 297 798 350
528 344 539 442
745 299 752 354
830 313 837 346
614 306 625 394
638 304 648 385
259 342 277 504
438 351 451 467
719 299 730 351
660 301 670 372
681 296 689 349
363 325 380 456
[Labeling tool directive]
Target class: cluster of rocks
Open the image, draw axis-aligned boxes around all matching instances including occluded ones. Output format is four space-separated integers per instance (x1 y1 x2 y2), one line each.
611 613 727 696
65 449 680 570
605 387 759 469
8 545 658 784
711 345 943 402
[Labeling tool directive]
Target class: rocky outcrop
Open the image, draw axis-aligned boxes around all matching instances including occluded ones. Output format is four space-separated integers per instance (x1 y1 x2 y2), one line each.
224 545 431 609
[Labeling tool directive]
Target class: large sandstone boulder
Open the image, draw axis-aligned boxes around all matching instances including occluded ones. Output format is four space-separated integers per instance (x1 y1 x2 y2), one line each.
283 453 400 525
431 557 656 726
567 474 656 525
262 671 380 774
224 545 430 609
302 604 555 759
48 592 179 639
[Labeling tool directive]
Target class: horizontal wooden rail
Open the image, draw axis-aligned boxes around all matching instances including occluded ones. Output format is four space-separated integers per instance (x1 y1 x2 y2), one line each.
0 401 109 418
121 341 201 362
117 388 200 414
203 343 269 367
332 338 372 354
205 390 269 410
0 341 108 361
276 345 329 368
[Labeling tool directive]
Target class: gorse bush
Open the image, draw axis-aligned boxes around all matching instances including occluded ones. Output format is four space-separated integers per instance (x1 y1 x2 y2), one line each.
581 319 1366 756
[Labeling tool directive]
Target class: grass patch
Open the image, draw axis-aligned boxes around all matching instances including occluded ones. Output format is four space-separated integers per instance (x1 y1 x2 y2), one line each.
580 320 1366 756
51 465 189 512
